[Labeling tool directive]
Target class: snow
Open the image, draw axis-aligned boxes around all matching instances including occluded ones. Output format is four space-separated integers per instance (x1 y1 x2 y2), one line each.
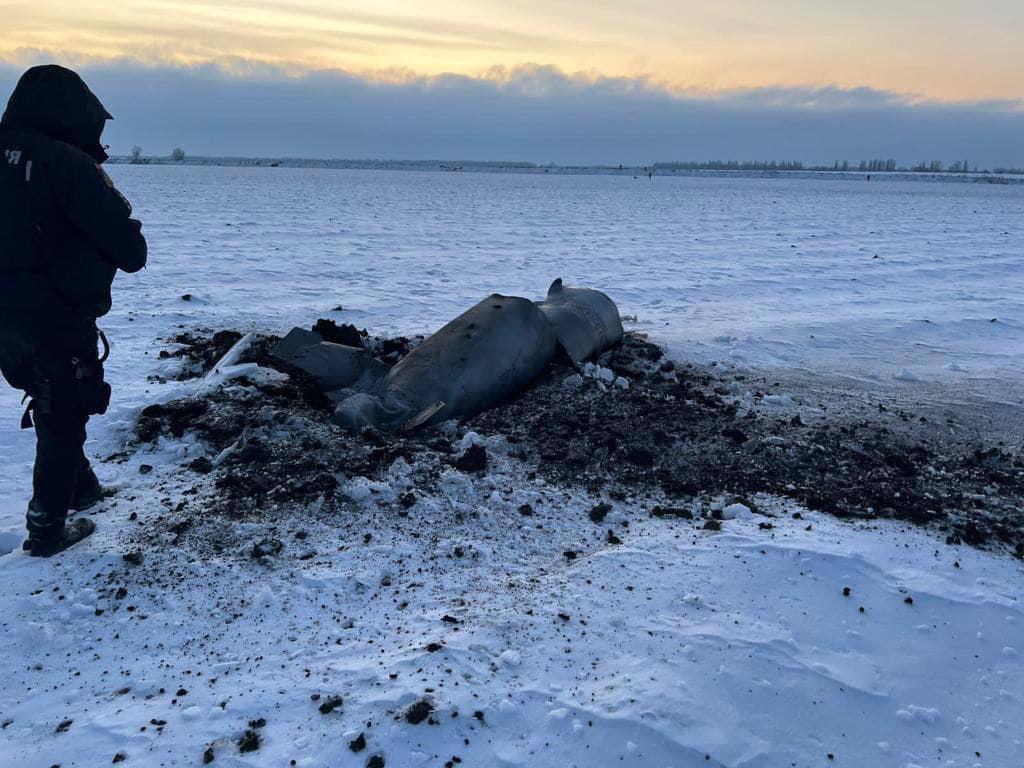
1 167 1023 767
43 166 1024 381
2 464 1021 767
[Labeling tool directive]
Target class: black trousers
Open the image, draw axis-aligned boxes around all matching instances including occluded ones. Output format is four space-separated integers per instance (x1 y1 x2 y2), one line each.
0 311 107 540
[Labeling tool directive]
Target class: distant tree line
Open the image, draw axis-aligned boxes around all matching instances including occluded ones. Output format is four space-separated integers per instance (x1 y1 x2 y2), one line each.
655 158 1022 175
825 159 978 174
847 159 897 172
655 160 805 171
126 146 186 164
110 149 1024 176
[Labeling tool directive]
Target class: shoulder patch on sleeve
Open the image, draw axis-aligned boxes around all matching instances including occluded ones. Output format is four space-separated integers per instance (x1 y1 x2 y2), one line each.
95 163 133 213
95 163 115 188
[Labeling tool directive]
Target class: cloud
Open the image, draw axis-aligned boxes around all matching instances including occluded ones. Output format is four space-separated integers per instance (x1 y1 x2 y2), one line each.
1 57 1021 167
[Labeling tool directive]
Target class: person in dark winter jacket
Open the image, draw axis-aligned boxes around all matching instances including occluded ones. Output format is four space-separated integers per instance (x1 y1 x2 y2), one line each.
0 65 147 556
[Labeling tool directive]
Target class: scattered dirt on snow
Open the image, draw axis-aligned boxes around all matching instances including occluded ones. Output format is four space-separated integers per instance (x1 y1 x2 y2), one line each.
134 327 1024 559
473 334 1024 555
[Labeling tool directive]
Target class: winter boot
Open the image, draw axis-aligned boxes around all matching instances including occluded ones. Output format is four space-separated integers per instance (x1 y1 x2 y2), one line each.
23 517 96 557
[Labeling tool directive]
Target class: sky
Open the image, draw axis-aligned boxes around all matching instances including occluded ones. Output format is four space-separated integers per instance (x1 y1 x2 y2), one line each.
1 1 1022 165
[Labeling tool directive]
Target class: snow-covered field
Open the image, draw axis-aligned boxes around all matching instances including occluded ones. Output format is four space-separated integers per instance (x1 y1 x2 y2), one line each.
1 168 1022 767
94 166 1024 378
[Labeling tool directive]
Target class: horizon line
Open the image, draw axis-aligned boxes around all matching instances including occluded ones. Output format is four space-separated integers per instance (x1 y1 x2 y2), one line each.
107 154 1024 174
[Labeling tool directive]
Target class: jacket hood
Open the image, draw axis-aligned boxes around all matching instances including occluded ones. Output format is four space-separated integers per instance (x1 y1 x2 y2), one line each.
1 65 112 162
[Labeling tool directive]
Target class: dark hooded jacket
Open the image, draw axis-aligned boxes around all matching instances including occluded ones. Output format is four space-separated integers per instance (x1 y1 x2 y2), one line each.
0 65 146 318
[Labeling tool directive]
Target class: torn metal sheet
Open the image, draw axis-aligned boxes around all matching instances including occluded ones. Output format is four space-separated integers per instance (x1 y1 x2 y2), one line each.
273 328 388 392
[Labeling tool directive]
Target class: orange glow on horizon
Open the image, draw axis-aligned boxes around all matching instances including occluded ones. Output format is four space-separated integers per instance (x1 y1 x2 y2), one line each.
2 0 1021 102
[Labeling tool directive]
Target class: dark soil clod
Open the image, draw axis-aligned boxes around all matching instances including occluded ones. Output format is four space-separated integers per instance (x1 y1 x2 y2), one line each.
188 456 214 474
237 729 260 753
349 733 367 752
454 444 487 473
122 551 144 566
588 503 611 524
318 695 343 715
312 319 364 348
405 700 434 725
251 539 283 558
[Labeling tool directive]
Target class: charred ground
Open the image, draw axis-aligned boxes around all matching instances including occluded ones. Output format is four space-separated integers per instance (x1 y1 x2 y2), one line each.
130 326 1024 558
